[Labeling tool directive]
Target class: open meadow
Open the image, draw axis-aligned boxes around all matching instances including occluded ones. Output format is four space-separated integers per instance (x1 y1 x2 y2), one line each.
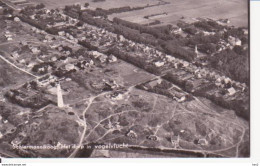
108 0 248 27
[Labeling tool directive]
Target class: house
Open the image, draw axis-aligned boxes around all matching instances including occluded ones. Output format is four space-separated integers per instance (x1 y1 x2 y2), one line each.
110 92 123 100
99 54 107 63
182 61 189 67
65 64 75 71
242 29 248 35
45 35 53 41
51 56 57 62
31 47 40 54
198 138 208 145
126 130 137 139
228 36 242 46
177 96 186 103
166 55 175 62
108 55 117 63
147 135 158 141
155 61 165 67
58 31 65 36
91 51 103 58
227 87 236 96
14 17 20 22
224 77 231 84
30 15 35 19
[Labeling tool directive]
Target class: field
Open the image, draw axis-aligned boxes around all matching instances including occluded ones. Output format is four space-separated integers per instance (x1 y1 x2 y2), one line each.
108 0 248 27
29 0 248 27
29 0 159 9
0 58 34 91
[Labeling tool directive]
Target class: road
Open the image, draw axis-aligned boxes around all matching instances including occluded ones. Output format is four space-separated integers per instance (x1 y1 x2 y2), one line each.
1 0 21 11
68 91 110 158
2 9 247 158
0 55 39 78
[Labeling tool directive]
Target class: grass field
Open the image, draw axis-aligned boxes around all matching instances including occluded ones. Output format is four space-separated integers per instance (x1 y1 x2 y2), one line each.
109 0 248 27
0 58 33 91
30 0 158 9
29 0 248 27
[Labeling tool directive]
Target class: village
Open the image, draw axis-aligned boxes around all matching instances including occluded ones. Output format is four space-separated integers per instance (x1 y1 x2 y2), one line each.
0 1 249 158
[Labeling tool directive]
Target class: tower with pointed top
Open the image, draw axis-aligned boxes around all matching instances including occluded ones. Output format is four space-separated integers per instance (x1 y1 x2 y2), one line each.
195 45 198 56
57 83 64 108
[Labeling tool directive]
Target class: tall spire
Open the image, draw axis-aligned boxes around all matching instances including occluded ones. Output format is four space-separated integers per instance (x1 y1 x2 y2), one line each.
195 45 198 55
57 83 64 108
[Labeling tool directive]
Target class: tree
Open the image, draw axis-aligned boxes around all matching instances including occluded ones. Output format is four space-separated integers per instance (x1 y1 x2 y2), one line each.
36 3 45 9
84 3 89 7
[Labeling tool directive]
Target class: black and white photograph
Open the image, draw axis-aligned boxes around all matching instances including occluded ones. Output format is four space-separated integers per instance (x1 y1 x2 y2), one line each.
0 0 249 159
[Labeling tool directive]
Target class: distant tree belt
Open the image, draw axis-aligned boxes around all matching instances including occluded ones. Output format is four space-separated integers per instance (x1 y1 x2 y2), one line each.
4 90 53 109
113 17 172 40
107 47 161 75
63 6 195 61
92 0 106 2
18 15 47 30
207 48 249 85
83 6 145 17
77 12 195 62
78 40 98 51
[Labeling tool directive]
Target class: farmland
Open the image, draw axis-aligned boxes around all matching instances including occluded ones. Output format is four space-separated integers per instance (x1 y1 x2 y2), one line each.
25 0 248 27
30 0 159 9
108 0 248 27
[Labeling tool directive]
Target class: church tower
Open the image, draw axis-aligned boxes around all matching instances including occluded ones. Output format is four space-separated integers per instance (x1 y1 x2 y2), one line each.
57 83 64 108
195 45 198 56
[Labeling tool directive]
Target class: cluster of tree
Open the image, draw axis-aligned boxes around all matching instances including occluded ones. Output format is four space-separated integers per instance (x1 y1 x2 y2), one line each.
93 0 106 2
195 87 249 120
62 6 194 63
5 90 52 109
64 4 81 18
32 62 54 74
163 72 187 89
0 69 13 87
182 26 197 35
20 6 37 16
18 15 47 30
131 99 151 112
78 40 98 51
144 12 167 19
162 41 196 62
107 47 161 75
143 20 161 26
223 27 248 45
164 70 249 120
35 3 45 9
113 17 172 41
188 33 221 45
84 6 145 17
69 48 88 58
207 48 249 84
136 80 176 99
197 43 217 54
3 8 14 15
52 68 76 78
194 20 224 32
80 12 115 31
185 33 221 54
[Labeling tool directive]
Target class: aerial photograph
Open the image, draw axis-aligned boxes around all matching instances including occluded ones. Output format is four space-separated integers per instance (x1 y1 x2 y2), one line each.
0 0 249 158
